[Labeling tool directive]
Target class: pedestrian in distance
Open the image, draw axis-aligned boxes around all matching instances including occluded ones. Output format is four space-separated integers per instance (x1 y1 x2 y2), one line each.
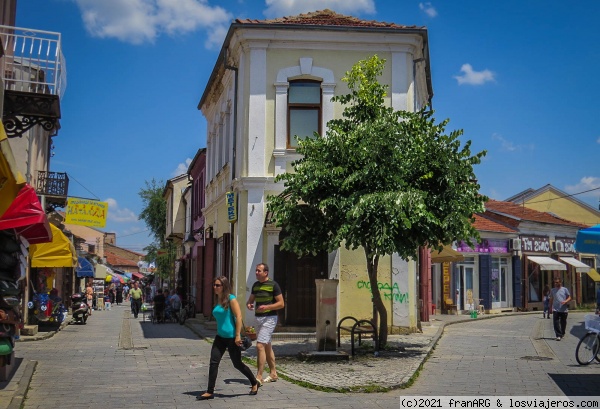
116 285 123 306
85 281 93 316
542 284 551 319
246 263 284 385
197 276 259 400
129 281 143 319
549 278 571 341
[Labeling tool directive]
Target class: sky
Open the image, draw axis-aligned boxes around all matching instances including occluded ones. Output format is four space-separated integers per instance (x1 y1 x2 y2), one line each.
14 0 600 252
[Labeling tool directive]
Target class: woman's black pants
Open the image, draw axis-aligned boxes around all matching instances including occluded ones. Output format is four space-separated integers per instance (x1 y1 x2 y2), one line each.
207 335 256 394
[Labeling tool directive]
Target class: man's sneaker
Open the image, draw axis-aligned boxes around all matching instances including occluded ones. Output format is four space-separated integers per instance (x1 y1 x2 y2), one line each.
556 336 561 341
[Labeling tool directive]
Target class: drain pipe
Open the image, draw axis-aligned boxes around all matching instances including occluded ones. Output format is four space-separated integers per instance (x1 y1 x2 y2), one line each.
224 50 238 283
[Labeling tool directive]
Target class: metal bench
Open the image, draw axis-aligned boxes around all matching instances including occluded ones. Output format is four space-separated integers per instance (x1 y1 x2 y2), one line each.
337 316 378 356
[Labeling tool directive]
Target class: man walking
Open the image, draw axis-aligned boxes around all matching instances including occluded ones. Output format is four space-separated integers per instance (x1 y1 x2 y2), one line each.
246 263 284 385
130 281 144 319
549 278 571 341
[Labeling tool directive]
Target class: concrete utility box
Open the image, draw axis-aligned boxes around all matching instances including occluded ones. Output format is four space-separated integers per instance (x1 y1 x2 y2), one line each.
315 279 338 351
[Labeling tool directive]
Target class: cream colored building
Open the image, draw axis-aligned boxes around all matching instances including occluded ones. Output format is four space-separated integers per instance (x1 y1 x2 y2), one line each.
198 10 432 331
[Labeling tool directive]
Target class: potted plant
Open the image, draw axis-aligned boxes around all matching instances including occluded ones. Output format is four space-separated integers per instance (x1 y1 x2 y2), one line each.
245 326 257 340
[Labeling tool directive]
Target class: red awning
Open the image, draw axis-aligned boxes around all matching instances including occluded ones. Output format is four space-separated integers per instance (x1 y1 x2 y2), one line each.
131 272 144 280
0 184 52 244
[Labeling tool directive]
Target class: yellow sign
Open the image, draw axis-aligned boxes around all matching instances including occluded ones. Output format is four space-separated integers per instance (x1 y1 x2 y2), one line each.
65 198 108 228
226 192 237 223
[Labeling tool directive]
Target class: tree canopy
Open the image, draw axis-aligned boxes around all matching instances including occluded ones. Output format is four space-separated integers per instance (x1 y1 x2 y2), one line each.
267 55 487 344
138 178 172 279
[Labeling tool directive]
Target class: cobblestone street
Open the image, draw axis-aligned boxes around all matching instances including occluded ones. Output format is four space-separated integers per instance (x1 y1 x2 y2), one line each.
1 308 598 408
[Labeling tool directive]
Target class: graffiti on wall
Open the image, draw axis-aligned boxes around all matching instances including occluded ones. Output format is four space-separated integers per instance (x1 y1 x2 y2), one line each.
356 280 409 303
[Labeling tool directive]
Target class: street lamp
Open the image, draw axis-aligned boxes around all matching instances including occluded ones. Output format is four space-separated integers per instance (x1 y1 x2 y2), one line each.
184 228 203 252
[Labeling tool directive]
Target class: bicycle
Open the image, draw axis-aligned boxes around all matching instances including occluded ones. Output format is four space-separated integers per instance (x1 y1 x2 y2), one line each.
575 314 600 365
177 296 196 325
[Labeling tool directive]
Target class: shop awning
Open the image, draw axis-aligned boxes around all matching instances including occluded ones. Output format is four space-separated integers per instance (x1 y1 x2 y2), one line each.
559 257 590 273
586 268 600 282
30 224 77 268
0 122 26 217
0 184 52 244
94 264 112 279
431 245 465 263
76 257 94 278
131 272 144 280
527 256 566 271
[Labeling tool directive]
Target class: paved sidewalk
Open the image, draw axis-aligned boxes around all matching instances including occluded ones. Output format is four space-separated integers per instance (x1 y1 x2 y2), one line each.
184 311 544 391
1 308 588 408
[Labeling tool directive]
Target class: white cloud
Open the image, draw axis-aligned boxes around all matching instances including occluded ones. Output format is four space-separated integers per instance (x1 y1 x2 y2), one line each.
264 0 375 18
565 177 600 198
491 133 534 152
172 158 193 177
454 63 495 85
73 0 232 47
419 2 437 18
105 198 138 222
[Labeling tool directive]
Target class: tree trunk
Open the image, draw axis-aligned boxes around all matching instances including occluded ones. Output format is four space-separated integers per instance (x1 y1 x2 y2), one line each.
365 250 388 347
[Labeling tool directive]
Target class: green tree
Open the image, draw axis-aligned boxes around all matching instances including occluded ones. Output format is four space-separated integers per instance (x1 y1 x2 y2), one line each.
138 178 172 279
267 55 487 345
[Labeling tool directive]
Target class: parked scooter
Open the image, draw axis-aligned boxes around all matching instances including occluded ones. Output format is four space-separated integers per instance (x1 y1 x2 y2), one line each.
70 293 90 324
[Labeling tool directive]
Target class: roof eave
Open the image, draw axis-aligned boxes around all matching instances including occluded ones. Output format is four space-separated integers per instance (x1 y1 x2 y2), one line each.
198 22 432 109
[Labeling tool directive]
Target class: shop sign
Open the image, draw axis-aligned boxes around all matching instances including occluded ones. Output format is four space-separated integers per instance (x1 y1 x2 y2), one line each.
457 239 508 253
226 192 237 223
65 198 108 228
442 262 451 302
554 237 576 253
521 235 550 252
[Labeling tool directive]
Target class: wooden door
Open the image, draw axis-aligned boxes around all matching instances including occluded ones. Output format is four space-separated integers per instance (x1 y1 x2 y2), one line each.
274 246 327 326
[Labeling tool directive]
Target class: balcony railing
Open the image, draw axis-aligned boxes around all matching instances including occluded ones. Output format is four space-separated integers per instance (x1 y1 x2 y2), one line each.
37 171 69 198
0 25 66 99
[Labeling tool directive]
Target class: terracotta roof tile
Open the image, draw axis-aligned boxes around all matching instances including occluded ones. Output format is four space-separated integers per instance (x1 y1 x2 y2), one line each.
473 214 517 233
484 199 587 228
235 9 422 30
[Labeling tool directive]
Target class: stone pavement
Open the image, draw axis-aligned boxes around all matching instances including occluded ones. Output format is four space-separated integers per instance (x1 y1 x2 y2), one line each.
1 307 598 408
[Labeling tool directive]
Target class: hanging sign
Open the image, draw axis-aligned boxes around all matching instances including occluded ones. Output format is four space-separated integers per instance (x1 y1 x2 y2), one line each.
226 192 237 223
65 198 108 228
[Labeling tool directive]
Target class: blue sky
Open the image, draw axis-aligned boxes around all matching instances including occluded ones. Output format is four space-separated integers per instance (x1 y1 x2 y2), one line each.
15 0 600 252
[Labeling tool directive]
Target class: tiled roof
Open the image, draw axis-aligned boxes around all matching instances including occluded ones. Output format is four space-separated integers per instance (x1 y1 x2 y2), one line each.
473 214 517 233
484 199 587 228
105 251 138 268
235 9 422 30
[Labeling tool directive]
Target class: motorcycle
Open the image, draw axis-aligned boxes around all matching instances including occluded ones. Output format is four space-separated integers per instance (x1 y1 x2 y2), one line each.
70 293 90 324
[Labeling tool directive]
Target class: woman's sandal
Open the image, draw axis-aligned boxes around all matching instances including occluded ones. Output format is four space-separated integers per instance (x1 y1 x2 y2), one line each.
196 393 214 400
263 375 278 383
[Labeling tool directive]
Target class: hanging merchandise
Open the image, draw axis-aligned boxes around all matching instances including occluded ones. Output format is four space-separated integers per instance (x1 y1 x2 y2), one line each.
0 231 20 282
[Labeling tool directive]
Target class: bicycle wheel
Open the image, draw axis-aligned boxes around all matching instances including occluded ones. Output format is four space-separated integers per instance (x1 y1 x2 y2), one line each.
575 332 599 365
179 307 187 325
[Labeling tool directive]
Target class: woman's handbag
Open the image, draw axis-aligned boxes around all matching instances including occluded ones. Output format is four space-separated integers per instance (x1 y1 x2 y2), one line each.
239 320 253 351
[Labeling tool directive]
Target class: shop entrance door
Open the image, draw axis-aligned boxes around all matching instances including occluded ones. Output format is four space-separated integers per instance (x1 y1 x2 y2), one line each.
456 264 475 310
492 257 508 309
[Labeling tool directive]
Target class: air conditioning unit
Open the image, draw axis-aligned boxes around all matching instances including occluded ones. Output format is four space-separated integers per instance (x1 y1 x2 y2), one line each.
510 238 521 251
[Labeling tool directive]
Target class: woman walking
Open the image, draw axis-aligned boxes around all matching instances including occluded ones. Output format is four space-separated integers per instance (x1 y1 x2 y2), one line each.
197 276 259 400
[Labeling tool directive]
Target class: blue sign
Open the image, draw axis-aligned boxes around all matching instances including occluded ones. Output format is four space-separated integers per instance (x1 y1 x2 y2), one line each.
226 192 237 223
